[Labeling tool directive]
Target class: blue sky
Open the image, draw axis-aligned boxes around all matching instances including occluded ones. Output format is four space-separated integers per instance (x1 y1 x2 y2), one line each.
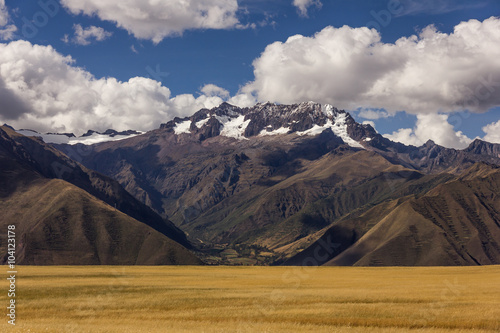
0 0 499 148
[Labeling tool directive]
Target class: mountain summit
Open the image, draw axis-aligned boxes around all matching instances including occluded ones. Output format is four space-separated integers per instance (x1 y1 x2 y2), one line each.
160 102 376 147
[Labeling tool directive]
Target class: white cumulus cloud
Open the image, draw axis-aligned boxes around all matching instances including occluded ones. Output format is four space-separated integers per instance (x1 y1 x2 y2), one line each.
0 0 17 40
243 17 500 116
383 114 473 149
228 93 257 108
201 84 230 99
64 24 113 45
60 0 241 43
293 0 322 17
199 84 257 108
483 120 500 144
0 41 227 135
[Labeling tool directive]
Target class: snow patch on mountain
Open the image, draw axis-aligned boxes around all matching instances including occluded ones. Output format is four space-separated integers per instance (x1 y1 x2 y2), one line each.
297 112 364 148
174 120 192 134
297 122 332 137
330 113 364 148
195 117 210 128
71 133 141 145
259 127 291 136
322 104 335 117
219 115 250 140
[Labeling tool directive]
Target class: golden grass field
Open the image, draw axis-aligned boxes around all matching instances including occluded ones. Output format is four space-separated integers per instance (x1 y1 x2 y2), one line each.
1 265 499 332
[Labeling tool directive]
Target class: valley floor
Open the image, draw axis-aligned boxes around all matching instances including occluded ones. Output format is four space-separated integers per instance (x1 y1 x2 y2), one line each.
1 266 499 332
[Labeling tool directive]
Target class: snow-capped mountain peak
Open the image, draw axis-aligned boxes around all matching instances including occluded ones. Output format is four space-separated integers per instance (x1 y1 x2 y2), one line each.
161 102 377 148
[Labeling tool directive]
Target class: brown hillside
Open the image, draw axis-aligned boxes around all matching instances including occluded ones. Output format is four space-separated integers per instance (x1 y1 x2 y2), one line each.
0 126 201 265
287 163 500 266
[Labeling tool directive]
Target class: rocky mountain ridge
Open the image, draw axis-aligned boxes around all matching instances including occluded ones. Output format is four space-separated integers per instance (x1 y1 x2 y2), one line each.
160 102 376 147
157 101 500 173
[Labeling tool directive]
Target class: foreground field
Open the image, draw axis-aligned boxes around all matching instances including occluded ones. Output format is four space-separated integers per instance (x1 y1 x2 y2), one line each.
1 266 499 332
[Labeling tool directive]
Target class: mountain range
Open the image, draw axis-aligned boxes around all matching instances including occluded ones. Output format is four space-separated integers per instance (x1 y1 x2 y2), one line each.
2 102 499 266
15 127 142 145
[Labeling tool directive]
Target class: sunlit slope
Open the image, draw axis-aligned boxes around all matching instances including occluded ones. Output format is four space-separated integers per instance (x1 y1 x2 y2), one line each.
0 178 201 265
286 163 500 266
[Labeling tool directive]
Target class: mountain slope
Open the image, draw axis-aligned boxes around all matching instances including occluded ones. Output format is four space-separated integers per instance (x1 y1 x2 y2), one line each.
183 149 450 250
0 178 201 265
285 163 500 266
0 126 201 265
1 126 191 248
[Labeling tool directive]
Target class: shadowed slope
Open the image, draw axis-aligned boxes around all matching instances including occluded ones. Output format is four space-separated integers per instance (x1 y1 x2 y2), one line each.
0 178 201 265
0 125 191 249
0 126 201 265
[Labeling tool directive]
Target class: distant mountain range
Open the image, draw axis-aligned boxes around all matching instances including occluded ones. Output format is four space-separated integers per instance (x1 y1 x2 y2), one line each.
2 102 499 266
13 127 142 145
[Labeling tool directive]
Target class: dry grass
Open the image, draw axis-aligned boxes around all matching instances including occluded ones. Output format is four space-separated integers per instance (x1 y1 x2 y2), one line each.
1 265 499 332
